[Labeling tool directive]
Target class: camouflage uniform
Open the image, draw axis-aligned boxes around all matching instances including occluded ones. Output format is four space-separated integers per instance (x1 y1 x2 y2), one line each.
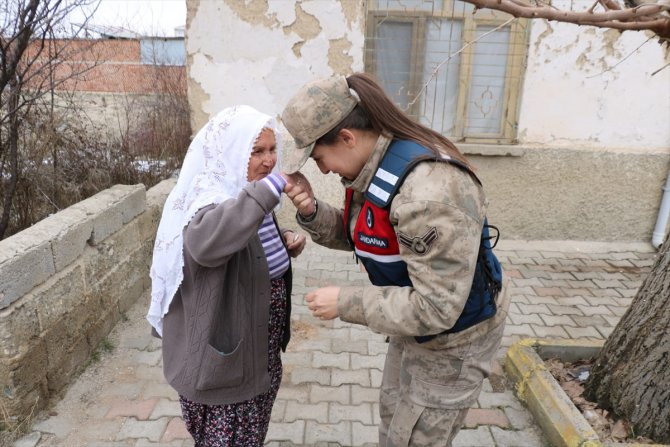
297 134 510 446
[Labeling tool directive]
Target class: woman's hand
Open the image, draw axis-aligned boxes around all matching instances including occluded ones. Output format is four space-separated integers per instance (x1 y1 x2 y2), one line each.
283 171 316 217
282 230 306 258
305 286 340 320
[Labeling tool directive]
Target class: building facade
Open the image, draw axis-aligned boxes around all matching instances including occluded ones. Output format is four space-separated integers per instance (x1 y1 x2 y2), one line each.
185 0 670 243
31 36 187 140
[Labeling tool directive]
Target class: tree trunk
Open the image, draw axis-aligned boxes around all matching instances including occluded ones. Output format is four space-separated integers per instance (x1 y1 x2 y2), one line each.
0 81 21 240
584 234 670 443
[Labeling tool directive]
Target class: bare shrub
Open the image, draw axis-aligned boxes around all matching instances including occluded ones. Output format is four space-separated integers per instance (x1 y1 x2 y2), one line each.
1 74 190 238
1 1 191 240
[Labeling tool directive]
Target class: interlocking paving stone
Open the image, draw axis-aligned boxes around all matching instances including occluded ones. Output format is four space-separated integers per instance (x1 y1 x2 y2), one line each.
310 384 351 404
490 426 547 446
503 407 536 429
563 325 602 339
23 240 657 447
161 417 191 442
540 314 577 327
350 385 379 404
290 367 331 385
106 398 158 420
452 426 496 446
284 401 329 423
304 420 352 445
265 420 306 444
116 418 169 442
351 421 379 444
150 398 182 419
329 403 374 424
331 368 371 387
350 352 385 370
464 408 511 429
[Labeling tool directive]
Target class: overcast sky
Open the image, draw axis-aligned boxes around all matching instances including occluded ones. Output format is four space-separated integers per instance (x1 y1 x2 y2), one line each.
68 0 186 37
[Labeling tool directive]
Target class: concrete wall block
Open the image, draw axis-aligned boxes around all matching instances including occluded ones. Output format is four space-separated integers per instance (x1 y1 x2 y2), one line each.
0 239 55 309
8 340 49 397
146 178 176 211
47 208 95 272
85 307 122 355
0 293 40 358
118 269 149 315
0 339 49 418
473 150 670 242
134 209 160 247
46 332 92 394
71 184 145 245
82 220 142 284
74 203 123 247
43 293 100 376
90 247 149 310
34 265 87 334
113 184 147 224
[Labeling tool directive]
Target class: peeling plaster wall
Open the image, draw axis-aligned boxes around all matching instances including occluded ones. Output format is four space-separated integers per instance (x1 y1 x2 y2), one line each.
186 0 365 132
185 0 670 242
185 0 365 223
519 7 670 151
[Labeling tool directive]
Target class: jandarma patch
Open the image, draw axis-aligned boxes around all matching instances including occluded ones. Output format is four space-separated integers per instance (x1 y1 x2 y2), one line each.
398 227 439 255
357 233 388 249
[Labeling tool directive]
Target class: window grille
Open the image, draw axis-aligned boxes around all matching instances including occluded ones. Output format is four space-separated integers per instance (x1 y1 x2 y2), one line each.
366 0 529 143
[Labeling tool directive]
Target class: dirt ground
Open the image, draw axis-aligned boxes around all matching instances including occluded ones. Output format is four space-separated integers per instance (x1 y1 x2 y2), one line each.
546 357 657 445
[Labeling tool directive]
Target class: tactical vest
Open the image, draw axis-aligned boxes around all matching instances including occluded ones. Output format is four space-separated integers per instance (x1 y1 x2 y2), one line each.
344 140 502 342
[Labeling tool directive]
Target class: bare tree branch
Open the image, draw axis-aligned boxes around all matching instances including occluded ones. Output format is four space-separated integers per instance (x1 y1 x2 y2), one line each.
0 0 101 238
465 0 670 39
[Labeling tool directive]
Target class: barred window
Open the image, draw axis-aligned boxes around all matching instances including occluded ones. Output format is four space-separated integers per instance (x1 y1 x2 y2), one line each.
365 0 529 144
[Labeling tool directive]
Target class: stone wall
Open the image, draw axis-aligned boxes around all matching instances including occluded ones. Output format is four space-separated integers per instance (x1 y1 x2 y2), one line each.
0 179 175 423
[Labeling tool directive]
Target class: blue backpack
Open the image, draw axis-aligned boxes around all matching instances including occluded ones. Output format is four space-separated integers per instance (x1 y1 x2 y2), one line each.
366 140 503 342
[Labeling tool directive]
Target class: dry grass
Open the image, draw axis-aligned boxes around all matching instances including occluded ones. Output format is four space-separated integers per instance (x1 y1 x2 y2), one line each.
0 90 190 239
0 395 39 446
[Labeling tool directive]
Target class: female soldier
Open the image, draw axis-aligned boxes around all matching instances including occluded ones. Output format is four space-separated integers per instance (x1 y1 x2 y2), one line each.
281 73 509 446
147 105 305 446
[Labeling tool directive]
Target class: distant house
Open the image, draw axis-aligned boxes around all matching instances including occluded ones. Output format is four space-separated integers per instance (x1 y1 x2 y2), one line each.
184 0 669 245
26 25 187 137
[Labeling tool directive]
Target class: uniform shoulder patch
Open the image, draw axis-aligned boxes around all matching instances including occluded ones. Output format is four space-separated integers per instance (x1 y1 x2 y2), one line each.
397 227 439 255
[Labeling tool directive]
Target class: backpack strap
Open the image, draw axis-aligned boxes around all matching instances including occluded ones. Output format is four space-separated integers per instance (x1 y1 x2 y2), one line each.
366 140 481 209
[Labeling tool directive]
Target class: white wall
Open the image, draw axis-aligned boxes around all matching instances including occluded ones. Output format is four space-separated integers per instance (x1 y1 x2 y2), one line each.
518 2 669 151
186 0 365 131
185 0 670 242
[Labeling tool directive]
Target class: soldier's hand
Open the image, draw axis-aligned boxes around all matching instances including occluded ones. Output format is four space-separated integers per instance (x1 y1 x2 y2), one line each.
283 171 316 217
305 286 339 320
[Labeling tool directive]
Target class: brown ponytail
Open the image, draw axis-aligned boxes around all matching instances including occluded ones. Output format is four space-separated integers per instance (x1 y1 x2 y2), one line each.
345 73 472 169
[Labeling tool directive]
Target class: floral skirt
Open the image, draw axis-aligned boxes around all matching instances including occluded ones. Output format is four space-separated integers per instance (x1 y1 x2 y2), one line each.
179 277 287 447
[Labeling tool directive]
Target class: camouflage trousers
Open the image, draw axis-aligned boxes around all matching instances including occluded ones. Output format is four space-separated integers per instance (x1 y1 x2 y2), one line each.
378 319 505 446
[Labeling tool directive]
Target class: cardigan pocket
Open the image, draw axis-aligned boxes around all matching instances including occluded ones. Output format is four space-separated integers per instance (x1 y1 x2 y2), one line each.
195 339 245 391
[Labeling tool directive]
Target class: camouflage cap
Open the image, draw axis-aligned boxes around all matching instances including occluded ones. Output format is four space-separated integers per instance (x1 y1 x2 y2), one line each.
281 75 359 173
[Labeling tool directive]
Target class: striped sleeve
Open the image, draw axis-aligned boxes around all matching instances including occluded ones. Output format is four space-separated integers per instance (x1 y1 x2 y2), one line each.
261 173 287 198
259 214 290 279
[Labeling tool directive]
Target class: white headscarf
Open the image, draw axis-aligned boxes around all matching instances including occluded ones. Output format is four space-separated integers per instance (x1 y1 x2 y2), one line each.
146 105 282 336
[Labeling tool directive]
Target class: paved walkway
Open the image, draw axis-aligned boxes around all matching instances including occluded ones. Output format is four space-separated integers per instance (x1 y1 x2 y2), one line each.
14 239 657 447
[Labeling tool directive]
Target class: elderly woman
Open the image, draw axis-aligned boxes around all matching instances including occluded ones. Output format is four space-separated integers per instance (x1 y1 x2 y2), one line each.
146 105 305 446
